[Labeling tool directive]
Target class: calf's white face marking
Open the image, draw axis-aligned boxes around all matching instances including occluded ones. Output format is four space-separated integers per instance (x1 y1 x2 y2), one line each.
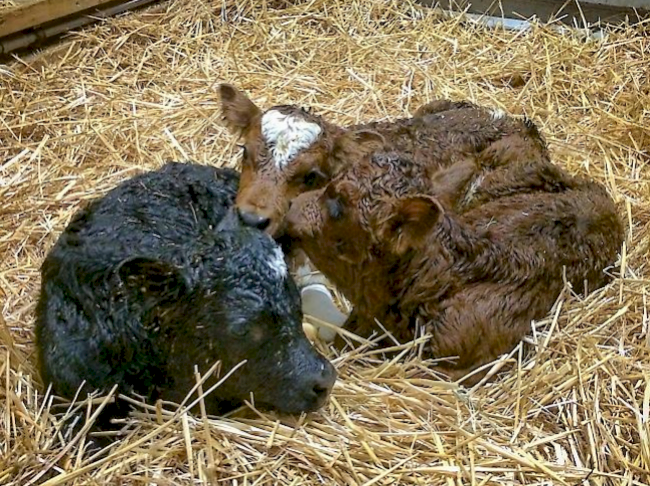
267 246 288 279
261 110 322 169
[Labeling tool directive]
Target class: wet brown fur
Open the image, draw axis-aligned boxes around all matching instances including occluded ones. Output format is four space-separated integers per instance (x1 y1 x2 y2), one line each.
285 142 625 386
219 84 549 237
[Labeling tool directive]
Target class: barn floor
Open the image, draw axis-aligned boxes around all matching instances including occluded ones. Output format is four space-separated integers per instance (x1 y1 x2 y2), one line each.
1 0 649 484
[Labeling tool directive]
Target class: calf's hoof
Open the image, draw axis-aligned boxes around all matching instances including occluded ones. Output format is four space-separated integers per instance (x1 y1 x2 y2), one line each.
301 283 348 342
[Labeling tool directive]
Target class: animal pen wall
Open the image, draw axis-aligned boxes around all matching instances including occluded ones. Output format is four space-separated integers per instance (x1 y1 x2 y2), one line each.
0 0 648 484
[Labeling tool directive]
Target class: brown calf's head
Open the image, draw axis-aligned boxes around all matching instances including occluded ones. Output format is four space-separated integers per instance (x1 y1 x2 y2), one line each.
286 150 445 267
219 83 384 236
287 181 370 266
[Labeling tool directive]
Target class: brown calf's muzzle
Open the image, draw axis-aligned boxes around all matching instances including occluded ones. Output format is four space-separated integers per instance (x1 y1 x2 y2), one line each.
235 187 288 237
237 207 271 231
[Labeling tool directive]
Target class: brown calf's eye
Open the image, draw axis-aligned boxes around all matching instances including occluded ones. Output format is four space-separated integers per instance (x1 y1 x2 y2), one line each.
303 170 326 189
325 197 344 220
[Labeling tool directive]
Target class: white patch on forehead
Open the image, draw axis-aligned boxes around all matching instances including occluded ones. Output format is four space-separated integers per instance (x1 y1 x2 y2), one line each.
261 109 322 169
490 108 506 120
267 246 288 279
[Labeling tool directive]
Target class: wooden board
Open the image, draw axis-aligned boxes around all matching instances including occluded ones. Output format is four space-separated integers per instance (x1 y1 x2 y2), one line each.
0 0 35 14
0 0 158 56
0 0 117 38
418 0 650 25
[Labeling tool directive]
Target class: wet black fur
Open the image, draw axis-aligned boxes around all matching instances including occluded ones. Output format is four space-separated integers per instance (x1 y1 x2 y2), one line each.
36 162 335 441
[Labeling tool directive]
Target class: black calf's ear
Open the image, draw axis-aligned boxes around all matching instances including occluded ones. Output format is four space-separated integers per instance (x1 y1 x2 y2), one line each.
377 195 443 256
219 84 262 134
216 207 241 233
117 257 188 299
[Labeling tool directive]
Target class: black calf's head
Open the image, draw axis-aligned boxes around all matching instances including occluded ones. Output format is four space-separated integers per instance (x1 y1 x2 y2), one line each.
120 210 336 415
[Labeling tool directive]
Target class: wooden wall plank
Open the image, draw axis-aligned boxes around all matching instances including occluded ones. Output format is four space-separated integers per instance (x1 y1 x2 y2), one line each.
417 0 649 26
0 0 40 16
0 0 116 38
0 0 158 56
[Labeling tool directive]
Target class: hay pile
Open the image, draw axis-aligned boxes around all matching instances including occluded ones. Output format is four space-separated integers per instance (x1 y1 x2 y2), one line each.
1 0 649 483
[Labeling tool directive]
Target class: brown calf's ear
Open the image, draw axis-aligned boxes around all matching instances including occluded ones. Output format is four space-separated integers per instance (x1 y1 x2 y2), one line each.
219 84 262 133
351 130 386 153
332 129 385 169
378 195 444 256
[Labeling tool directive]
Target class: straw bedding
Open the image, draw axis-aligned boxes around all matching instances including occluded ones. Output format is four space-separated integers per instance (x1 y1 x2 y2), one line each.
0 0 648 484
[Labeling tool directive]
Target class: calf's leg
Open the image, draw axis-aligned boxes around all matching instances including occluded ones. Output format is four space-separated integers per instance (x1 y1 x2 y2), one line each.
426 280 559 386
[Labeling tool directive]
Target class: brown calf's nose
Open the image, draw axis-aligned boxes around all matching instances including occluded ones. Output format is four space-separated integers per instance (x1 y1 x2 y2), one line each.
237 209 271 231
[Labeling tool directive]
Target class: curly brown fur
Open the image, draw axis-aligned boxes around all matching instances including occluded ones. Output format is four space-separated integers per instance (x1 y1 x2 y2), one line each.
218 84 549 237
285 149 624 386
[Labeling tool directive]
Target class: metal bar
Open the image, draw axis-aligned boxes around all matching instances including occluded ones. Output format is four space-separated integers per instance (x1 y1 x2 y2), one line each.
417 0 649 26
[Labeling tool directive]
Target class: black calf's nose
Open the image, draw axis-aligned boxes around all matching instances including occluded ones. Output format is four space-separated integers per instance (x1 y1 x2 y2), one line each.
237 209 271 231
312 382 330 400
310 362 337 400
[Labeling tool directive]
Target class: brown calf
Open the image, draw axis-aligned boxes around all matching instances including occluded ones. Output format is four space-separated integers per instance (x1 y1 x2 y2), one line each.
285 143 624 385
219 83 548 236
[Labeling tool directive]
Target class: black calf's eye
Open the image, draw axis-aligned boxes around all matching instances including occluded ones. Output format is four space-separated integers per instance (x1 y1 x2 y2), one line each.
303 170 326 189
229 318 249 337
